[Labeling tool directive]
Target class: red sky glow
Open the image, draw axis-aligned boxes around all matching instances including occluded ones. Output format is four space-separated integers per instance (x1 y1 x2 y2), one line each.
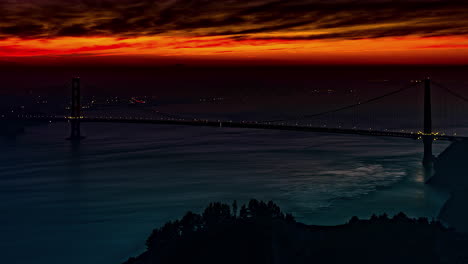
1 0 468 65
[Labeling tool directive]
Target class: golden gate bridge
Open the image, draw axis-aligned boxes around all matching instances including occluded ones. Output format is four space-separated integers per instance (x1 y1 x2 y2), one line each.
3 77 468 167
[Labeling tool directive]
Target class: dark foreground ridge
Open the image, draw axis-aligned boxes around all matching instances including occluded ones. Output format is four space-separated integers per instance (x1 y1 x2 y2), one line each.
123 200 468 264
430 139 468 233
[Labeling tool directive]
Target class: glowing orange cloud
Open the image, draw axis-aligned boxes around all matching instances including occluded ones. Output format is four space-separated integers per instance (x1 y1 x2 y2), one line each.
1 35 468 65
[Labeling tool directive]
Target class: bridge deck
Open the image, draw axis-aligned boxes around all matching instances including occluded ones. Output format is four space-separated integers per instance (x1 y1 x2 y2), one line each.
6 115 466 141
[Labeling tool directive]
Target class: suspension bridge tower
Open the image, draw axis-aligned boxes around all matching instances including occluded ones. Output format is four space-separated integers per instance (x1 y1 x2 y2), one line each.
423 77 433 166
68 77 84 140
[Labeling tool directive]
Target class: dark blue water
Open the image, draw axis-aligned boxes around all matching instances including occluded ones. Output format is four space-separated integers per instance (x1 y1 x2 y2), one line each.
0 122 451 264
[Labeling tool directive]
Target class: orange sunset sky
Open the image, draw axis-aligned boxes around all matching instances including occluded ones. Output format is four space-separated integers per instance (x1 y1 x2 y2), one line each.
1 0 468 65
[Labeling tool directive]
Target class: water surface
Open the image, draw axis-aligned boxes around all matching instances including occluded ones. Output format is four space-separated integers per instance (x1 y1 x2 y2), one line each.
0 122 450 264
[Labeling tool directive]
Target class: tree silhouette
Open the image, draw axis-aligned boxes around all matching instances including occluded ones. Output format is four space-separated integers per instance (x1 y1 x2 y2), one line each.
127 200 463 264
232 200 238 218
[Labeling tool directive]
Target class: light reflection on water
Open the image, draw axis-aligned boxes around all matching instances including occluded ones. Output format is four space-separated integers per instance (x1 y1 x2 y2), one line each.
0 123 452 264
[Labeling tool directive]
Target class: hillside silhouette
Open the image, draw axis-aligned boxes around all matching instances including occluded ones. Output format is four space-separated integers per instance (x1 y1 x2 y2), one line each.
430 139 468 233
123 200 468 264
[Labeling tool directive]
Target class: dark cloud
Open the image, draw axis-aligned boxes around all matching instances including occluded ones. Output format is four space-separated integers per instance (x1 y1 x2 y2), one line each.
57 24 91 37
0 24 45 37
1 0 468 40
